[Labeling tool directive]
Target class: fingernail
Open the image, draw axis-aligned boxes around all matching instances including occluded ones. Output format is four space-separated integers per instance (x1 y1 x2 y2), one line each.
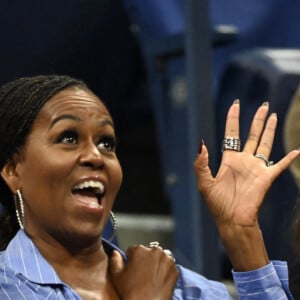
233 99 240 104
262 101 269 106
198 139 204 154
270 112 277 118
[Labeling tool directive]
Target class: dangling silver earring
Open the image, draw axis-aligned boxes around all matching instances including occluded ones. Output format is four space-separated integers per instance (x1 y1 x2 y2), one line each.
14 189 25 230
108 211 117 242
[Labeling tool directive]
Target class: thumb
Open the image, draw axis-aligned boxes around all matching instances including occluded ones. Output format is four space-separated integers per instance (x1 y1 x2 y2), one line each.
109 250 125 276
194 143 214 193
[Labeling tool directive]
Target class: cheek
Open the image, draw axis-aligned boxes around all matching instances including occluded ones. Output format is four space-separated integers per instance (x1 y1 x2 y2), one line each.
19 152 73 192
111 161 123 193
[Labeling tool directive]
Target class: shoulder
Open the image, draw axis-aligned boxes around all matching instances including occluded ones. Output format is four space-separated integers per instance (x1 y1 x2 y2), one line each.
0 263 63 300
0 250 16 282
0 256 31 299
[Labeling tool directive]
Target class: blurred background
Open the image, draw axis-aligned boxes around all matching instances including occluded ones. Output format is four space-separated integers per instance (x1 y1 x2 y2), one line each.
1 0 300 287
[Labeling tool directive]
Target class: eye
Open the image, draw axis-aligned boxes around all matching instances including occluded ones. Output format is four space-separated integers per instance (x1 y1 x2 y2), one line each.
56 130 78 144
97 135 116 152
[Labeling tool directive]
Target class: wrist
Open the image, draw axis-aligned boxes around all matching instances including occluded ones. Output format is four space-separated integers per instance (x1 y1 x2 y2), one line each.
218 222 269 272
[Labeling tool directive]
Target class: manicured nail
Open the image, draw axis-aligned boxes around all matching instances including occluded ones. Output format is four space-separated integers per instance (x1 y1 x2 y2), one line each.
198 139 204 154
233 99 240 104
270 112 277 118
262 101 269 106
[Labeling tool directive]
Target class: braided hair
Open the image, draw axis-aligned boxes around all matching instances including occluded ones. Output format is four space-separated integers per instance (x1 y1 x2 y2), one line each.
0 75 90 250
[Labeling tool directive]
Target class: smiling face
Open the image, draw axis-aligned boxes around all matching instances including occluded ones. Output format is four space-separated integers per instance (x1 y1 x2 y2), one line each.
5 87 123 247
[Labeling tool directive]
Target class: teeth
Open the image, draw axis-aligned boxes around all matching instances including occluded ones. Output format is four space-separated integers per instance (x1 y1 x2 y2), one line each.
73 180 104 194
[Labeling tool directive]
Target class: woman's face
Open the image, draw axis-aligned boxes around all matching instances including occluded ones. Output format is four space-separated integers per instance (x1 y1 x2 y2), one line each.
13 87 122 246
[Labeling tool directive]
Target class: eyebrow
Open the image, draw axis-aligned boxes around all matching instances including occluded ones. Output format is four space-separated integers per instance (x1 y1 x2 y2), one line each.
99 119 114 128
50 114 81 128
50 114 114 129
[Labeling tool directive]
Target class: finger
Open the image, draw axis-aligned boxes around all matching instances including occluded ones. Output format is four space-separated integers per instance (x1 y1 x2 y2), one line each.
163 249 176 263
194 143 214 197
271 150 300 180
109 250 125 276
224 99 240 139
126 244 147 257
255 113 277 159
243 102 270 153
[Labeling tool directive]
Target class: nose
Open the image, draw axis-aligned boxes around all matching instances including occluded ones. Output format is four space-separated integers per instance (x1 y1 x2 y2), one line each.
79 141 104 169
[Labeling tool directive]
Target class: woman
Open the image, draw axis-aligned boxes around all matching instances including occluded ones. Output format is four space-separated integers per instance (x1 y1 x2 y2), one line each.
0 75 298 299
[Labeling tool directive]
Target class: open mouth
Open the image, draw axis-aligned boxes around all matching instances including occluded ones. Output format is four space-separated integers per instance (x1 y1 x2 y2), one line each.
71 180 105 208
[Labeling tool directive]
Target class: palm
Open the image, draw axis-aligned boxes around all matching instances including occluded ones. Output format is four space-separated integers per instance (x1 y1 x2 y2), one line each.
207 152 271 226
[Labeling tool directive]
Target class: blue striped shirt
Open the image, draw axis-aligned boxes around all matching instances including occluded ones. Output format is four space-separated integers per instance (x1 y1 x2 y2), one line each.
0 230 294 299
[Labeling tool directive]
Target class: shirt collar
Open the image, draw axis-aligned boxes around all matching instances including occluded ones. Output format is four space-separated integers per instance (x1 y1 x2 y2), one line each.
5 229 126 285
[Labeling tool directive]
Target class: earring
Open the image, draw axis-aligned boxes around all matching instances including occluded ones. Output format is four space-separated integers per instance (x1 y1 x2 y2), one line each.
108 211 118 242
14 189 25 230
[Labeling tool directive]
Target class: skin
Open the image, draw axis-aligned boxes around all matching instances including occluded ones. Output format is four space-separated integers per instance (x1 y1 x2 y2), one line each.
194 100 300 271
1 87 178 300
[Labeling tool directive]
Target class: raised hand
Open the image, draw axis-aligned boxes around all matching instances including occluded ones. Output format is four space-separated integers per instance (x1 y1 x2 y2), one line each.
194 100 300 271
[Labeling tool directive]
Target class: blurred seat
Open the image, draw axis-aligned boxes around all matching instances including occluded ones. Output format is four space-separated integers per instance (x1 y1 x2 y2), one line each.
121 0 237 278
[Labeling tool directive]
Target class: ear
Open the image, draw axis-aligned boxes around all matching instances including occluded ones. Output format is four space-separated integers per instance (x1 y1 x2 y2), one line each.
1 156 22 193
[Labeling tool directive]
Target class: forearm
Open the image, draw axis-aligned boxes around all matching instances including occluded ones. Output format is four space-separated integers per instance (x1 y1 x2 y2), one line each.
218 221 269 272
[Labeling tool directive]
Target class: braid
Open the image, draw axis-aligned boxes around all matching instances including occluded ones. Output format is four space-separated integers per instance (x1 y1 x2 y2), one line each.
0 75 89 249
